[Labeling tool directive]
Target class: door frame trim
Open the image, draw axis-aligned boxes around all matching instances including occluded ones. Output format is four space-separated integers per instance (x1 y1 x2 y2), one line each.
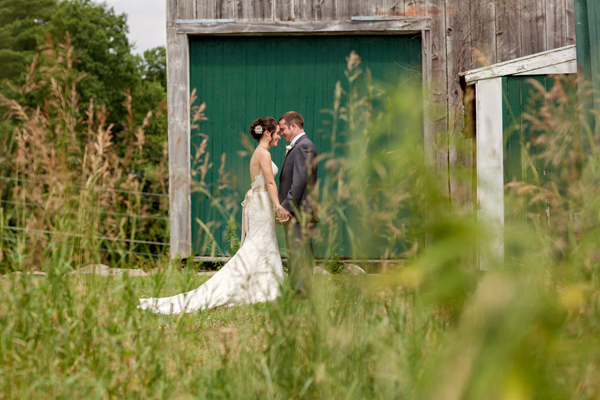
463 48 577 269
173 18 430 35
167 19 433 258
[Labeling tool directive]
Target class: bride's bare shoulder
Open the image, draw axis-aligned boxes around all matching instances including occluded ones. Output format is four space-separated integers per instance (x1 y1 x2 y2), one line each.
255 146 272 162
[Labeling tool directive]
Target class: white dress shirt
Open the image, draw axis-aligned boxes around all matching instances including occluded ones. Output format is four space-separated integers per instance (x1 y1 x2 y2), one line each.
290 132 306 148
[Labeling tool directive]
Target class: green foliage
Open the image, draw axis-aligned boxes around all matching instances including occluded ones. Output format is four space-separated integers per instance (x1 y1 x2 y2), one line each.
326 253 344 274
0 36 168 269
46 0 139 125
45 1 168 167
134 47 168 171
3 31 600 399
140 46 166 88
0 0 168 182
0 2 169 264
0 0 56 82
226 217 240 257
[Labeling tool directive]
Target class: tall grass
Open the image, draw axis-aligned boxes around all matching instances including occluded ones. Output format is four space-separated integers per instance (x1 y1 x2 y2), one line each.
0 35 169 270
1 40 600 399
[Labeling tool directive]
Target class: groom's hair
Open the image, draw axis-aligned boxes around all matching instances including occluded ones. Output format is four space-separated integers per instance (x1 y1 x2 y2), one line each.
279 111 304 130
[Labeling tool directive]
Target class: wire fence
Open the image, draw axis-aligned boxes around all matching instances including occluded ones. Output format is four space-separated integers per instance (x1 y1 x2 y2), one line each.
1 226 168 246
0 200 169 221
0 175 170 259
0 176 168 198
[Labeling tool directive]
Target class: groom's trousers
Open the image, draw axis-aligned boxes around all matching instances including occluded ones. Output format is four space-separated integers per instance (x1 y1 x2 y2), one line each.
284 218 315 295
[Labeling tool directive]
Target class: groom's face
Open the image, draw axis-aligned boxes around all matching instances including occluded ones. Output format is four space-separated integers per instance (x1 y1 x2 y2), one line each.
279 120 293 143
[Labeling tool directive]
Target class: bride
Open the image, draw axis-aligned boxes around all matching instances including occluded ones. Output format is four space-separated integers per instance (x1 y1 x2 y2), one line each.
139 117 288 314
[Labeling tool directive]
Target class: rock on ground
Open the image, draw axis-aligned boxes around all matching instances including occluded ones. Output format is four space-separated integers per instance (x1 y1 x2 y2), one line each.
107 268 148 277
313 266 330 275
69 264 110 275
344 264 366 275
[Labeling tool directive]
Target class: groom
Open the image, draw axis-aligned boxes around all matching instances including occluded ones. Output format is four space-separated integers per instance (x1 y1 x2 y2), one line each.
277 111 318 296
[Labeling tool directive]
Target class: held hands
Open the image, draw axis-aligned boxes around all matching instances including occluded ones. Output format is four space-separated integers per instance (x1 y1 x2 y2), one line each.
275 205 292 224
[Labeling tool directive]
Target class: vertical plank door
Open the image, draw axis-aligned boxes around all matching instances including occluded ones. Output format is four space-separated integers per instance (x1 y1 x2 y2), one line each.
189 34 423 258
502 75 557 229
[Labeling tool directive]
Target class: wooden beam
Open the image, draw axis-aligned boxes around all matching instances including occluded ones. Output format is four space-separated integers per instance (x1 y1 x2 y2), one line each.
167 27 192 259
422 28 434 167
462 45 576 85
175 18 431 35
476 77 504 269
351 16 409 21
177 18 235 23
167 0 177 25
513 60 577 75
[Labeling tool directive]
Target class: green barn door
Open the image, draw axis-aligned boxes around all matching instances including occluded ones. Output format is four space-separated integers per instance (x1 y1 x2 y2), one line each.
189 34 422 257
503 75 557 227
575 0 600 107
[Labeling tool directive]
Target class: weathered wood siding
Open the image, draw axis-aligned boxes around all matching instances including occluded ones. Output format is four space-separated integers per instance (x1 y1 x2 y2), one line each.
168 0 575 180
167 0 575 257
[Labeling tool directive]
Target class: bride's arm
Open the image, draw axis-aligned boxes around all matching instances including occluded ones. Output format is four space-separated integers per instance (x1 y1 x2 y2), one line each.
258 150 282 210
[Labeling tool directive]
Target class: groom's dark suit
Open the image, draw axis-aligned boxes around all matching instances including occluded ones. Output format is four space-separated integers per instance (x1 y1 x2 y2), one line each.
279 134 318 294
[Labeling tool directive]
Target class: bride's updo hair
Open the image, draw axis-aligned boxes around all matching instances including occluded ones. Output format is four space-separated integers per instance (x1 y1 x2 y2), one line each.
249 117 278 142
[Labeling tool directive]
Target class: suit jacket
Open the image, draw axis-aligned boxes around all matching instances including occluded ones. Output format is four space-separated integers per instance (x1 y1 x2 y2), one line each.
278 134 319 223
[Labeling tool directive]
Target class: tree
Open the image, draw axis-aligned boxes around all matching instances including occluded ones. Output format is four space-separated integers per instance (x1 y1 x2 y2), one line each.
0 0 57 81
134 46 168 179
47 0 140 125
46 0 168 183
2 0 167 134
135 45 168 145
140 46 166 89
1 0 168 195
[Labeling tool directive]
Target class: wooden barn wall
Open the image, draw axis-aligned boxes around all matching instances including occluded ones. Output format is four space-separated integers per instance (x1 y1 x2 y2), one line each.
169 0 576 201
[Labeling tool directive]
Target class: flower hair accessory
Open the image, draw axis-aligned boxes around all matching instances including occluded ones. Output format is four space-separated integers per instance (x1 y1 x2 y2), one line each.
254 125 263 135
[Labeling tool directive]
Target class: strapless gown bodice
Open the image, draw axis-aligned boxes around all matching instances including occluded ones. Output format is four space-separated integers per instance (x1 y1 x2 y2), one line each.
250 161 279 190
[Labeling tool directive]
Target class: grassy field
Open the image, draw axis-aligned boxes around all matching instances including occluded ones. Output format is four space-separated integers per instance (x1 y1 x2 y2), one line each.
2 262 600 399
2 40 600 399
0 271 442 399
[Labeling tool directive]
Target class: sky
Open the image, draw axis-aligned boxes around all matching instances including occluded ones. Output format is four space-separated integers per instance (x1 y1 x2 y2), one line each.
104 0 166 55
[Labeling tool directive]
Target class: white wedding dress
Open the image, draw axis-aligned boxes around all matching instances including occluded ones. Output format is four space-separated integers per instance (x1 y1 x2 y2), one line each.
138 161 284 314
